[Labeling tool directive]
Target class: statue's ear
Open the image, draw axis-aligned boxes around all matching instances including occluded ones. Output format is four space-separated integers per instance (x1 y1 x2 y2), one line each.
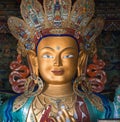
77 51 88 77
27 50 38 76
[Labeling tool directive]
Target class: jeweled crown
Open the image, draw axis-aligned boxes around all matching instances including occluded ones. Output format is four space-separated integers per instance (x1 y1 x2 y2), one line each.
7 0 104 56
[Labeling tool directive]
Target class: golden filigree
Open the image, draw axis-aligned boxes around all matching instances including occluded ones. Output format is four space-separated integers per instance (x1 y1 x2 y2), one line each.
32 93 77 120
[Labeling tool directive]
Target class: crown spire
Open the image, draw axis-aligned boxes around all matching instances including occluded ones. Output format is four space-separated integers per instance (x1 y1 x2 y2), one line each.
7 0 104 57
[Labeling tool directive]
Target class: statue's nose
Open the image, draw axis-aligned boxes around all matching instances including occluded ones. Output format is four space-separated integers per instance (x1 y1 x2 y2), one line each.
53 55 62 66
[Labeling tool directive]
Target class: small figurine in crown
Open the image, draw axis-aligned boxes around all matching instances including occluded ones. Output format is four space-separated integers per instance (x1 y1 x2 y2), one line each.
0 0 119 122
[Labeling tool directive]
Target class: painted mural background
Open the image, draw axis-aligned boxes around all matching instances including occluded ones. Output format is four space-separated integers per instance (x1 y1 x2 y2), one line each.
96 31 120 100
97 31 120 88
0 0 120 104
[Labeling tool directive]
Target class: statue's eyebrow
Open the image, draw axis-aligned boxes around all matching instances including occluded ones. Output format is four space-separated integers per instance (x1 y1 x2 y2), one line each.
39 46 76 52
40 46 54 51
61 47 76 52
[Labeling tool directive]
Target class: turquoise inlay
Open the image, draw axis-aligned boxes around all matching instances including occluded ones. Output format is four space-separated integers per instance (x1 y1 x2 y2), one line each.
0 95 35 122
96 93 114 118
12 96 35 122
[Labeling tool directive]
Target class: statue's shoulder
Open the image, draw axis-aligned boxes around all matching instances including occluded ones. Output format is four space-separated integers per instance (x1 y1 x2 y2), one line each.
12 94 35 112
0 94 35 114
0 94 35 121
0 95 18 121
76 92 114 119
0 95 18 112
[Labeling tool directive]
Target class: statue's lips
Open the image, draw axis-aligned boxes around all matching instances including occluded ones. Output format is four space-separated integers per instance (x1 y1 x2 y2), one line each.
51 70 64 75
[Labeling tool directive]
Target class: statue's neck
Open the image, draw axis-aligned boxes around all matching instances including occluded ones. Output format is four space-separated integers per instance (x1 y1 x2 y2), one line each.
41 82 73 97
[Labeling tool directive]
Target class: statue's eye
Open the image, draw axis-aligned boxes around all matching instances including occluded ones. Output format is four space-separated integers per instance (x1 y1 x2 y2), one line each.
63 54 74 59
42 54 54 59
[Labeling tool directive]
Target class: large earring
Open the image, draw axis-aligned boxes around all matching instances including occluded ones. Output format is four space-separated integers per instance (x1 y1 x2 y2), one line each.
73 74 91 97
73 74 104 111
23 73 44 97
13 74 44 112
74 51 91 95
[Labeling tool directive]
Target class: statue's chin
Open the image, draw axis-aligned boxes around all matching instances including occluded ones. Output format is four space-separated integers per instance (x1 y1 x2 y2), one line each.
41 75 73 85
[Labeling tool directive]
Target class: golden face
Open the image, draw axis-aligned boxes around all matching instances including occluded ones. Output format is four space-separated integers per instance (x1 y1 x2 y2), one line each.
37 36 79 85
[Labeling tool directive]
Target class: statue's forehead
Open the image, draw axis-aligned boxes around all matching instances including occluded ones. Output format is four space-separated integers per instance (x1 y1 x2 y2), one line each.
56 46 61 50
38 36 76 45
36 35 80 53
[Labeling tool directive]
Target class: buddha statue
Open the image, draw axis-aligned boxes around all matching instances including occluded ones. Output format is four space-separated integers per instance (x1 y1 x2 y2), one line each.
0 0 120 122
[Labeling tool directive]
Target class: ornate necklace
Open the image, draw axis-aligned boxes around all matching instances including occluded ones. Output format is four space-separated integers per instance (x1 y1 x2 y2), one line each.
32 92 77 120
